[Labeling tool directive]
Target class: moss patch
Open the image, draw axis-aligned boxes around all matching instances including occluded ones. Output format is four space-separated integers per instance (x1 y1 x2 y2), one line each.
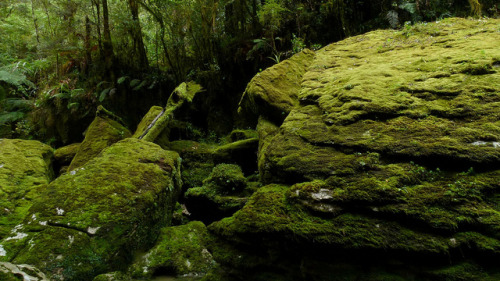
0 139 53 240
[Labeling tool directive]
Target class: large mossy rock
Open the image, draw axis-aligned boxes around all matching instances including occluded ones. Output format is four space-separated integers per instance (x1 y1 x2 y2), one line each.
0 138 182 280
0 139 53 241
210 18 500 280
238 49 316 125
68 106 131 171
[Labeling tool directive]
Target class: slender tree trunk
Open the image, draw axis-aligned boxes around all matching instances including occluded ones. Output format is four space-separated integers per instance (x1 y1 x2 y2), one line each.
41 0 53 36
92 0 103 55
139 2 181 82
128 0 148 68
102 0 114 78
84 16 92 74
102 0 113 56
31 0 40 44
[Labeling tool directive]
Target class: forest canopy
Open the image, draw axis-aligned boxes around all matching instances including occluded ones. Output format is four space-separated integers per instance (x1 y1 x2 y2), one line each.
0 0 498 144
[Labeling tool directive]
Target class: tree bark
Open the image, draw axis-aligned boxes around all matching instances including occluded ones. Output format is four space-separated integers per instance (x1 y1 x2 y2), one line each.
30 0 40 44
128 0 148 68
102 0 114 78
84 16 92 74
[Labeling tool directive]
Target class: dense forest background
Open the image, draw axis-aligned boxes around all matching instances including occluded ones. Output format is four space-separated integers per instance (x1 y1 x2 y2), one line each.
1 0 498 146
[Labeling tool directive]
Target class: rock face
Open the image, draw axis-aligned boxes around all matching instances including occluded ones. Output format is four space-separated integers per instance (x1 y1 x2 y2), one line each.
0 138 182 280
0 139 53 240
210 18 500 280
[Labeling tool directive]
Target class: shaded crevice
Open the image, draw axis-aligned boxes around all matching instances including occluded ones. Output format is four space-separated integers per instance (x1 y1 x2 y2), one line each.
138 109 165 140
300 202 500 241
47 222 92 237
302 137 500 173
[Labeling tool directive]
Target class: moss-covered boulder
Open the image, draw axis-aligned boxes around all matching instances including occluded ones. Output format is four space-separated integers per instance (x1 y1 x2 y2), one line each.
0 139 53 241
185 164 251 224
0 138 182 280
129 221 216 279
209 18 500 280
68 106 131 171
238 49 316 125
140 82 204 143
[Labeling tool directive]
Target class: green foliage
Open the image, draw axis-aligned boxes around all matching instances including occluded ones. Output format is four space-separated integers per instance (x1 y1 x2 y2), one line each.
291 34 306 54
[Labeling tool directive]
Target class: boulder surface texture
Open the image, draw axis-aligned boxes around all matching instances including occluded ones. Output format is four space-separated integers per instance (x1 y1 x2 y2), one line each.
211 18 500 280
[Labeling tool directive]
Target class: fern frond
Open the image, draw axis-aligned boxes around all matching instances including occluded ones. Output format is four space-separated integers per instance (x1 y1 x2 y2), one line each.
0 111 25 125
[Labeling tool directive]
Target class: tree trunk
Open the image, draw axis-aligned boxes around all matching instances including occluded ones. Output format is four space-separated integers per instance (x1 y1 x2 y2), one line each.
102 0 114 78
84 16 92 74
31 0 40 44
128 0 148 68
92 0 103 55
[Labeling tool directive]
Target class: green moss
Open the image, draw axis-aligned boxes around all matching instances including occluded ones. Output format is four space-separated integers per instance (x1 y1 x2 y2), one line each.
129 221 216 278
0 139 53 241
2 138 182 280
228 129 258 142
204 164 246 193
68 106 131 171
426 262 490 281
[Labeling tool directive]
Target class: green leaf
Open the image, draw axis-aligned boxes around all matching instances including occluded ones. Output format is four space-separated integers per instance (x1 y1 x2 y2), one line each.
96 81 109 89
133 80 147 91
117 76 128 84
67 102 79 110
99 88 111 102
70 88 85 98
130 79 141 88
